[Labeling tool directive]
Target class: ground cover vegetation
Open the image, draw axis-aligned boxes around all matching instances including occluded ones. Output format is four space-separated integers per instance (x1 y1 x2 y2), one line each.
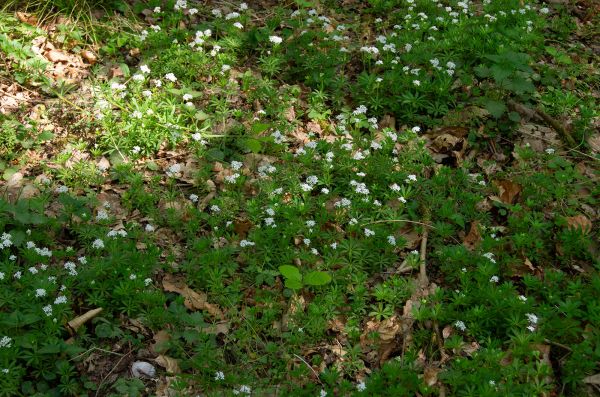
0 0 599 395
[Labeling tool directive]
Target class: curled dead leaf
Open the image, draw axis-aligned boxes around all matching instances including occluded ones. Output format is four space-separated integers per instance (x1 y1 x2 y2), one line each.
80 50 97 64
67 308 103 334
155 355 180 374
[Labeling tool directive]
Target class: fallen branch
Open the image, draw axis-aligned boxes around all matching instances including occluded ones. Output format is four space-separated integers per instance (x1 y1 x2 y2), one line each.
507 99 576 146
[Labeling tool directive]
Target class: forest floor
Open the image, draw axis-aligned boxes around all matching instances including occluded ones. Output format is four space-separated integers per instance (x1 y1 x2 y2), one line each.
0 1 599 396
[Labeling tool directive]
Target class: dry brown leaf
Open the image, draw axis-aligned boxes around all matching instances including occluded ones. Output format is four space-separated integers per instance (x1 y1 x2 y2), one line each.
202 321 230 335
45 49 71 63
423 366 440 387
234 219 253 238
284 106 296 122
566 214 592 234
162 274 223 318
524 258 535 272
110 66 125 78
80 50 97 64
463 221 481 250
16 12 38 25
442 325 453 339
155 355 180 374
493 180 521 204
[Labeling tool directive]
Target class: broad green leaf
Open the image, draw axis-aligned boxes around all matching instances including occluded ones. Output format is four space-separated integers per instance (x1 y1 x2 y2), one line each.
278 265 302 281
194 110 209 121
251 122 270 135
284 278 303 290
240 138 262 153
303 271 332 286
37 131 54 141
205 148 225 161
481 98 506 118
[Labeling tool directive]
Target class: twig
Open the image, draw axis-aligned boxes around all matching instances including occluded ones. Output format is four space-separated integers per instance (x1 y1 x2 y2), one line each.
69 346 124 361
507 99 576 147
362 219 436 228
95 349 131 397
543 338 572 352
293 353 323 385
419 222 429 287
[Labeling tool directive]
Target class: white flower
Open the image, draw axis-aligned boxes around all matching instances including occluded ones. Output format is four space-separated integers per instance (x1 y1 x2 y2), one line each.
14 271 21 279
306 175 319 185
0 336 12 348
518 295 527 302
240 240 255 247
92 239 105 249
144 278 152 286
545 148 555 154
56 185 69 193
320 389 327 397
54 295 67 305
233 22 244 29
239 3 248 11
166 163 182 177
364 228 375 237
0 272 4 280
96 209 109 221
526 313 538 324
225 173 240 183
357 381 366 392
269 35 283 44
189 194 199 203
231 160 243 171
35 288 46 298
454 320 467 331
174 0 187 10
43 305 53 316
303 238 311 246
64 261 77 276
489 275 499 283
132 73 144 81
214 371 225 381
387 235 396 246
129 274 137 280
145 224 155 232
164 73 177 82
225 11 240 20
183 93 193 101
405 174 417 183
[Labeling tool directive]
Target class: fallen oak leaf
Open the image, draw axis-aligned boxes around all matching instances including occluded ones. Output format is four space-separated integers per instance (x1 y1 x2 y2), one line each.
162 274 224 319
565 214 592 234
492 180 521 204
